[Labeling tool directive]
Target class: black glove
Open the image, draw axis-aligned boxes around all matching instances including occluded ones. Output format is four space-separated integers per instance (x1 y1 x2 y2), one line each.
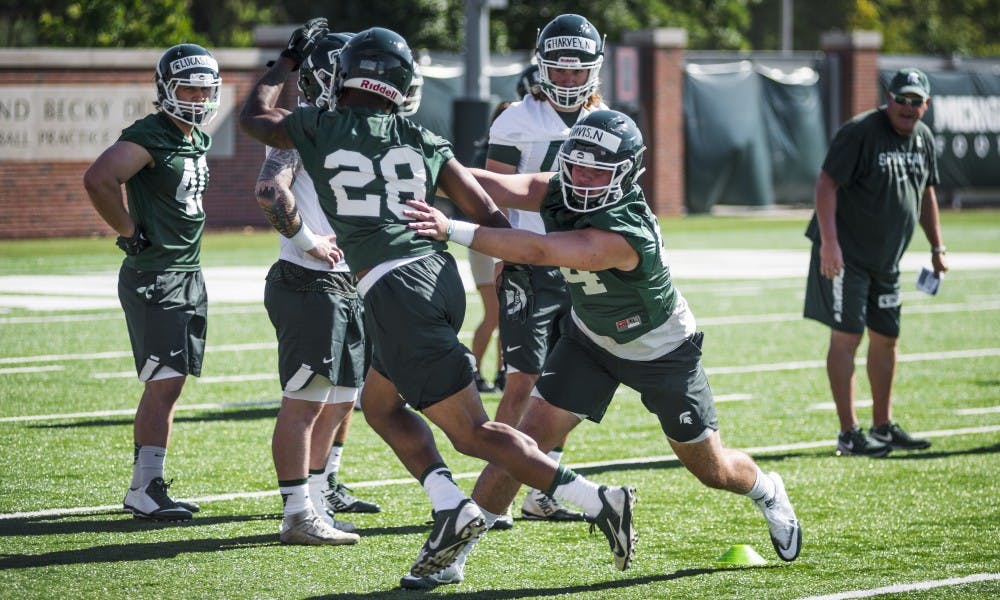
497 264 534 323
116 226 150 256
279 17 329 71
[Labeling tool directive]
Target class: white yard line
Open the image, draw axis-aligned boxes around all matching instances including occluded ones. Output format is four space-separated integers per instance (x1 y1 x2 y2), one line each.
0 399 278 423
706 347 1000 375
796 572 1000 600
0 365 64 375
2 424 998 521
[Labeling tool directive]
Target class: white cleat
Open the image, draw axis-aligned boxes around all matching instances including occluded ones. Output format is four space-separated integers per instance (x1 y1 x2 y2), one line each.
279 509 359 546
754 472 802 562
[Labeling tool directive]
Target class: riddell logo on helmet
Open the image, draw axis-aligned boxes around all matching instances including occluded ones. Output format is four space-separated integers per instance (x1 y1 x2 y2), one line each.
169 55 218 74
356 78 403 103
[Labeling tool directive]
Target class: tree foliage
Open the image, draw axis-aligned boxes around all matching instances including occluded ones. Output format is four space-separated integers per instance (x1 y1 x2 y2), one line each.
0 0 998 57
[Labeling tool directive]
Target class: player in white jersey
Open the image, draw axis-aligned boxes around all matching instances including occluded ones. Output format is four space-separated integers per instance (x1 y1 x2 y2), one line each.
255 30 378 546
483 13 607 526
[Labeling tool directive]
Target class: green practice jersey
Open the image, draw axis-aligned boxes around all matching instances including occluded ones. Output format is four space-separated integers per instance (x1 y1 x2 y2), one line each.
806 108 939 273
284 106 453 274
120 111 210 272
541 179 677 344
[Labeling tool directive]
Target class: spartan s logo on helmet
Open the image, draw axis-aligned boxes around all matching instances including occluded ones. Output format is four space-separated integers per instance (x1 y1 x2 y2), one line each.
558 110 646 213
334 27 414 110
535 14 605 110
155 43 221 126
299 32 354 109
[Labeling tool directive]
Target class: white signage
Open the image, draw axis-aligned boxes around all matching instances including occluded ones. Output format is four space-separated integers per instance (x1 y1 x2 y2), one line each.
0 84 234 161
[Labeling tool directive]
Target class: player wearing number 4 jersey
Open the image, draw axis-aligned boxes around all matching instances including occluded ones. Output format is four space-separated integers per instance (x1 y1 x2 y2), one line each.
84 43 221 522
407 110 802 577
241 23 635 583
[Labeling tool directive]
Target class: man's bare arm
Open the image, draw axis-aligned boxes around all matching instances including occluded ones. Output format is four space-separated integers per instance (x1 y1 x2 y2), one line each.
238 57 296 148
255 148 303 237
83 141 154 237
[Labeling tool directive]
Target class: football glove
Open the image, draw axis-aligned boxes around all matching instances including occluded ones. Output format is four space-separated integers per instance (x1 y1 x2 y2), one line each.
115 226 150 256
280 17 329 71
497 264 534 323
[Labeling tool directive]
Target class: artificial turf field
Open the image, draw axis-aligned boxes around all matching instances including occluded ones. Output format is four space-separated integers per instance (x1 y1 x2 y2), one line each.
1 211 997 598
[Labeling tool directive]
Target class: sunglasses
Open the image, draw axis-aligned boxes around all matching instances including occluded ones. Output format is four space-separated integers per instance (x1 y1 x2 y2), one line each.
892 94 926 107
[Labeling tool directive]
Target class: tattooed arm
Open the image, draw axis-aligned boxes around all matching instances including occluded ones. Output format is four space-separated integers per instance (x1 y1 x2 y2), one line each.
255 147 342 267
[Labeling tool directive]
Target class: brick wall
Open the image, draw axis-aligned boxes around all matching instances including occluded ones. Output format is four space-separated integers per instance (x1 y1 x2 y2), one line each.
0 48 292 239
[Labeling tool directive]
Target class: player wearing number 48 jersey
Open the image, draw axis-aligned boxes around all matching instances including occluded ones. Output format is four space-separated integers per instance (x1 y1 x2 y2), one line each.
407 110 803 580
241 22 635 583
84 42 221 522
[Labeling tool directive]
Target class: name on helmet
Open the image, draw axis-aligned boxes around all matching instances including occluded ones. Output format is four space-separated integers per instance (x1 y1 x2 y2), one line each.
570 125 621 152
544 36 598 55
356 78 403 103
170 55 219 74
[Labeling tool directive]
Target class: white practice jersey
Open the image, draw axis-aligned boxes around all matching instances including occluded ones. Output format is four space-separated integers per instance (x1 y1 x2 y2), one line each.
488 95 605 234
265 146 350 273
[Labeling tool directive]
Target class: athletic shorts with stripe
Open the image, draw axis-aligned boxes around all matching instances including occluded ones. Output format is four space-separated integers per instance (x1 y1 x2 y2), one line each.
498 265 571 374
118 265 207 381
804 244 902 337
536 319 718 443
363 252 476 410
264 260 367 391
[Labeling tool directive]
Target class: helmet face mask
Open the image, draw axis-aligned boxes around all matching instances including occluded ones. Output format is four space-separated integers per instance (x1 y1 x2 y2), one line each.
155 43 221 126
399 65 423 116
516 64 541 99
535 14 604 110
299 32 354 109
558 110 645 213
334 27 414 110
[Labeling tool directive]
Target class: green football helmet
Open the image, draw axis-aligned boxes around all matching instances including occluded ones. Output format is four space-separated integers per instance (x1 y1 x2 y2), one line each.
334 27 414 110
534 14 604 110
558 110 645 212
155 43 221 125
298 32 354 109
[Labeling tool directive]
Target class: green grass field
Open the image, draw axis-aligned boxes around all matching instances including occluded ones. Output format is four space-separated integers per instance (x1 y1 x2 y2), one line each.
1 211 998 599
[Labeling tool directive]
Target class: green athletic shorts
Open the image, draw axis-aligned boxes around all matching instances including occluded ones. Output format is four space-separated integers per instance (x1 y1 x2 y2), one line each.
536 320 719 443
363 252 475 409
264 260 366 391
497 265 571 374
804 244 902 337
118 265 207 380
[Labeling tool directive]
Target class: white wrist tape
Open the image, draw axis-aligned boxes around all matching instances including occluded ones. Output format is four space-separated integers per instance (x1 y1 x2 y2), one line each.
289 222 319 251
447 219 478 247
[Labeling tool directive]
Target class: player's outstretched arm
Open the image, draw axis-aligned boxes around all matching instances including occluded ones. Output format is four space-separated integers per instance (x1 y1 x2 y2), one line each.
404 199 638 272
239 18 328 148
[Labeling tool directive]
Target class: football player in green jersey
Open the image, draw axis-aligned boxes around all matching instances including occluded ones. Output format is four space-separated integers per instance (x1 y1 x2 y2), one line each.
241 22 637 584
256 29 364 547
805 67 947 457
407 110 803 572
83 43 221 522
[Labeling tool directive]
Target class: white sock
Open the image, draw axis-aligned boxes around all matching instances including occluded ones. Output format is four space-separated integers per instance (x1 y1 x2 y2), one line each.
279 482 310 516
308 471 327 509
421 466 466 512
548 448 563 464
746 467 775 502
552 474 603 517
134 445 167 489
325 444 344 480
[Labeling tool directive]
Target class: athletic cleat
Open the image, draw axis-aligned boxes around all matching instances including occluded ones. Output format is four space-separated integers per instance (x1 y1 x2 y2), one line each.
324 476 381 513
123 477 193 522
279 509 359 545
493 369 506 392
753 472 802 562
491 507 514 530
522 488 586 521
410 499 487 577
399 563 464 590
474 371 496 393
589 486 637 571
176 500 200 513
870 421 931 450
837 426 891 457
